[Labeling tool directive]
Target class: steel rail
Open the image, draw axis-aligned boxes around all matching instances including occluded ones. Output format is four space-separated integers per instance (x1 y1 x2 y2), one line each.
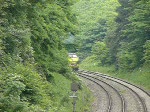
78 70 148 112
79 70 150 97
78 74 112 112
78 73 125 112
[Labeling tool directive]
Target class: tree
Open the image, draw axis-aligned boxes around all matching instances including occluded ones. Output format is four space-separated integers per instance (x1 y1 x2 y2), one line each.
92 42 109 65
0 0 77 111
73 0 119 58
143 40 150 64
0 0 34 66
115 0 150 70
27 1 77 77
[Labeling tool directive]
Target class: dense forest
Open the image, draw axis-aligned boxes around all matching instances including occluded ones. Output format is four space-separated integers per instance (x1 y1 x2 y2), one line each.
74 0 150 70
0 0 92 111
74 0 150 90
0 0 150 111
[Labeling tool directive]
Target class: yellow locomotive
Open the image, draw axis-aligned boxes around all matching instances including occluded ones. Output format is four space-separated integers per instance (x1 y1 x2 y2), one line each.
68 53 79 70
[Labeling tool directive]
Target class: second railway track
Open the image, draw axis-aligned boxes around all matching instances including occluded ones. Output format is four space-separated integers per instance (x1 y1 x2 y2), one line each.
77 70 150 112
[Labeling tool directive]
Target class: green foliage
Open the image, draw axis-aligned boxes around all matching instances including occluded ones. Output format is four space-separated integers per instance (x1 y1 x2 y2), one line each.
0 63 93 111
0 0 77 77
92 42 110 65
0 0 34 65
26 0 78 77
0 72 27 112
129 0 150 34
143 40 150 64
72 0 120 58
92 0 150 70
79 0 150 92
0 64 51 112
117 50 137 70
80 58 150 90
80 56 115 73
0 0 93 111
111 0 150 70
48 73 93 112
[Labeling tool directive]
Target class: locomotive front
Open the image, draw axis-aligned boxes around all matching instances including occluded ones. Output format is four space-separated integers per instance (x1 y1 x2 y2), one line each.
68 53 79 71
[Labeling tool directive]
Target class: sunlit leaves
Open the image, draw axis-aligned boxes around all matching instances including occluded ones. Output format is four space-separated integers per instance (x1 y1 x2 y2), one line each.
0 0 76 111
73 0 120 58
92 42 109 65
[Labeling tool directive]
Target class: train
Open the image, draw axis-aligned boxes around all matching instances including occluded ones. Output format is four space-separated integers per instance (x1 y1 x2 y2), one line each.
68 53 79 70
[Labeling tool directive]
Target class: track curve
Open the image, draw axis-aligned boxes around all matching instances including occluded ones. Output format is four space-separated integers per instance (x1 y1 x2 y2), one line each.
77 70 150 112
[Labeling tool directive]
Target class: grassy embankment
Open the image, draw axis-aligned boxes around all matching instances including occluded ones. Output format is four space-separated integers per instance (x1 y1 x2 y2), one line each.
50 73 93 112
0 64 93 112
79 57 150 91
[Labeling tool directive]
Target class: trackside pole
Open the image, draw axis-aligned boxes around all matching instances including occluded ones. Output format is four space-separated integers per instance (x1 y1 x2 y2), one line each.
70 82 79 112
70 92 77 112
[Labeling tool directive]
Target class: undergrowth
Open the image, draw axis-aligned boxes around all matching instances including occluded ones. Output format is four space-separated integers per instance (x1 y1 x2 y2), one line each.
0 64 93 112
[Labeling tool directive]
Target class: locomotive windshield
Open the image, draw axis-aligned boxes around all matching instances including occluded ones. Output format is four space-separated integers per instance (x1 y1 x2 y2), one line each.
69 53 78 58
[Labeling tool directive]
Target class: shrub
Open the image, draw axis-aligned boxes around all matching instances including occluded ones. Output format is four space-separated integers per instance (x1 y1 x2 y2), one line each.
143 40 150 64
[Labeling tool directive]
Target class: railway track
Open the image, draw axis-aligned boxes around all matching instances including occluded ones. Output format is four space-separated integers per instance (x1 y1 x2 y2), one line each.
79 74 112 112
77 70 150 112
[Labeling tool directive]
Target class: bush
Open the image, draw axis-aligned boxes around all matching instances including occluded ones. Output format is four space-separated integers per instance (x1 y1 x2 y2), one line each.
0 72 28 112
143 40 150 64
92 42 110 65
0 64 52 111
117 51 137 70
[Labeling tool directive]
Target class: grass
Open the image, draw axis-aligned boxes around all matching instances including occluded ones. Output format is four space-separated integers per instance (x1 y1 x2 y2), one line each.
79 58 150 91
0 64 93 112
50 73 93 112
